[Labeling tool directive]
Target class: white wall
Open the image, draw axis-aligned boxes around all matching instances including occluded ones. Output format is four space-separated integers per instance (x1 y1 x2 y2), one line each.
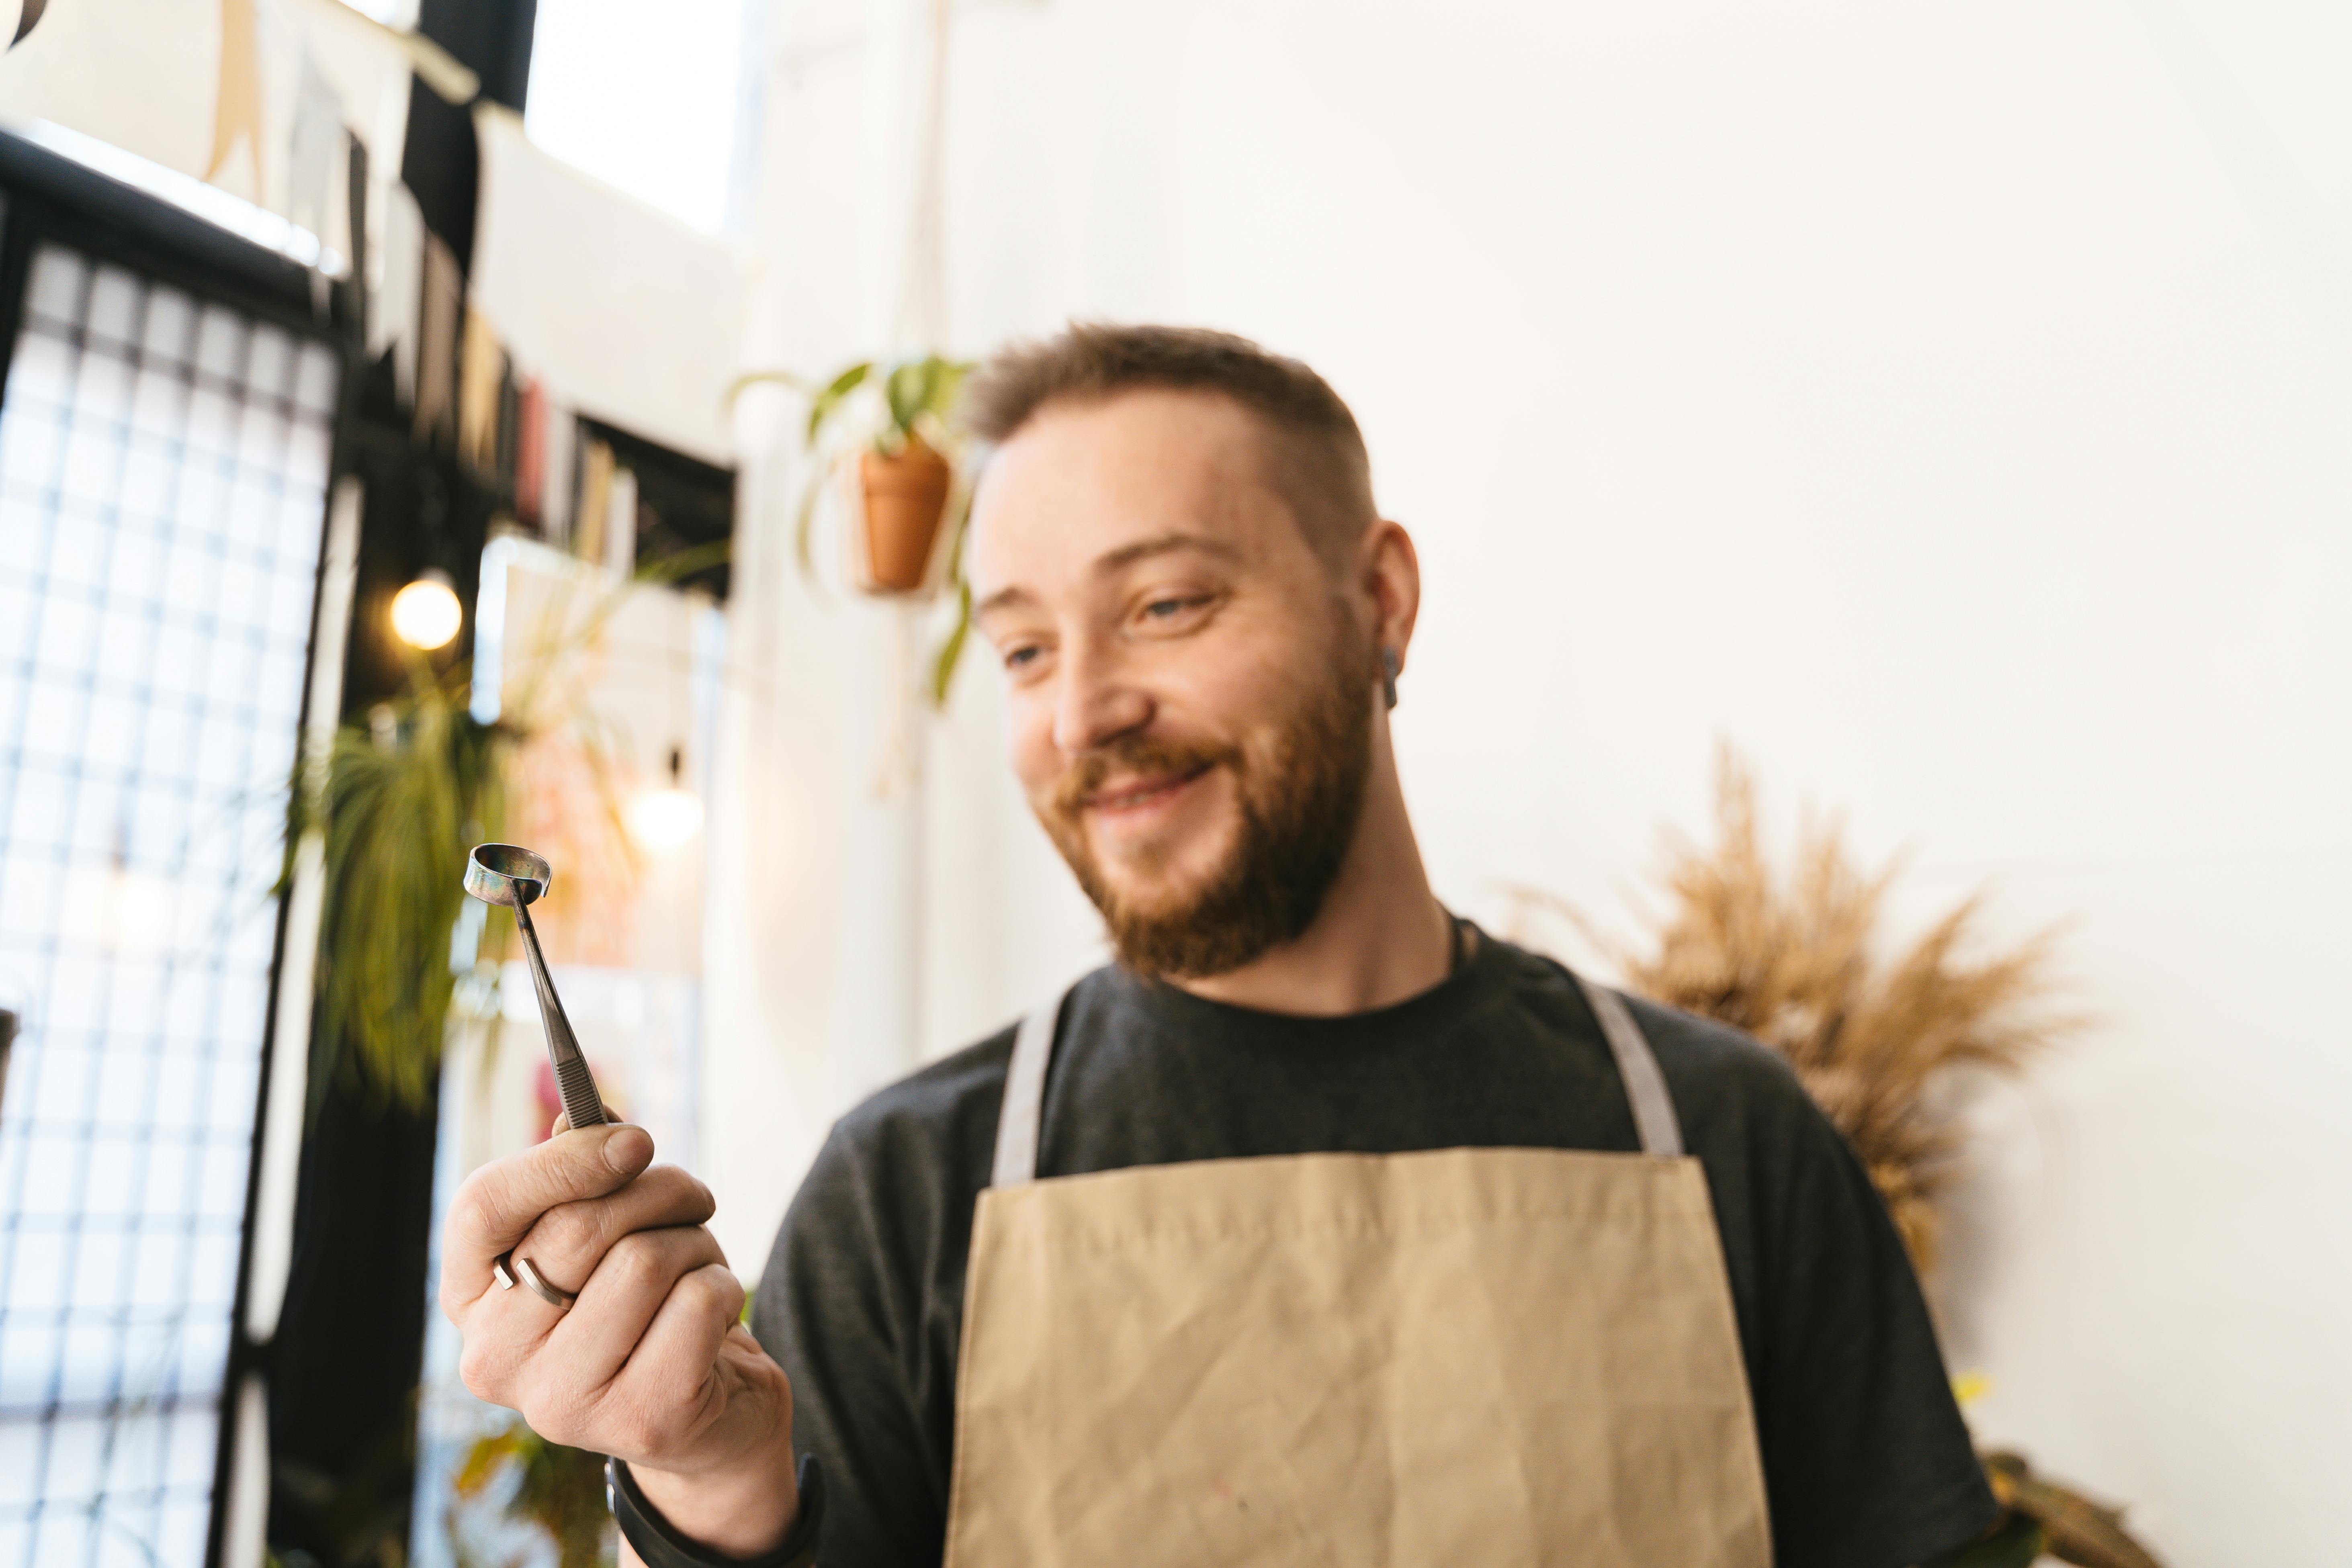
709 2 2352 1560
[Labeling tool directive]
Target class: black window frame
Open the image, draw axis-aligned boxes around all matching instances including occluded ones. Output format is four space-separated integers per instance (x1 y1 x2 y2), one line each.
0 125 358 1568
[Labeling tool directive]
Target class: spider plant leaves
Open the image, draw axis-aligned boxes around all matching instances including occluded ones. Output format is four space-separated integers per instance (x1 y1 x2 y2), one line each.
881 355 969 445
796 353 972 453
789 354 978 632
925 479 978 706
793 468 826 590
723 366 814 412
804 360 872 446
287 549 718 1118
925 356 969 421
635 537 733 594
884 358 931 438
929 575 973 708
301 670 509 1116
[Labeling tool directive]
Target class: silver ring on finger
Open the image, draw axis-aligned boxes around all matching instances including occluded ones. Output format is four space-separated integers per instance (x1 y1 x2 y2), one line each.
493 1249 578 1312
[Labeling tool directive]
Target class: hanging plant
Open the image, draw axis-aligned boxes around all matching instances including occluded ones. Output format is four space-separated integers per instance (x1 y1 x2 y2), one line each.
733 352 979 704
282 542 727 1116
287 662 513 1114
807 355 966 594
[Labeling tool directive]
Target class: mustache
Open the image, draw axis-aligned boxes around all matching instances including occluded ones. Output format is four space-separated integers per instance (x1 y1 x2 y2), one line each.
1049 736 1242 820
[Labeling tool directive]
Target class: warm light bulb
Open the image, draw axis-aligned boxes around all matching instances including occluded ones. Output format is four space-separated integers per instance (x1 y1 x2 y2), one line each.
626 787 705 851
391 570 463 650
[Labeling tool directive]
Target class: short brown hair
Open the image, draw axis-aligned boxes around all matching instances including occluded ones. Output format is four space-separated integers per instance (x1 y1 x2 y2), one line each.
959 323 1378 570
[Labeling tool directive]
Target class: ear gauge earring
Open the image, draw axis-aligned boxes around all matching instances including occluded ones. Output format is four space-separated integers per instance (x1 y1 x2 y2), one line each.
1380 647 1400 710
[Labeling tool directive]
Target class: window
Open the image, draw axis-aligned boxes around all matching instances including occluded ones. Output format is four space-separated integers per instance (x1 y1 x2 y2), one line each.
0 240 337 1568
524 0 749 235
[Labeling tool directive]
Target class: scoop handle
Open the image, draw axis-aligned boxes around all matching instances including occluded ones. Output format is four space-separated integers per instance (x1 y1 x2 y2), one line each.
512 901 608 1130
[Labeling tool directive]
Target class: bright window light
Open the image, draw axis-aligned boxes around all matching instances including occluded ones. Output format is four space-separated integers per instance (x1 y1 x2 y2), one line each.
524 0 746 235
0 237 340 1566
18 121 347 275
334 0 418 26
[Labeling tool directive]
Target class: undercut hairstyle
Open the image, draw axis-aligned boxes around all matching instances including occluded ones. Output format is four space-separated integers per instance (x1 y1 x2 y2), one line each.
959 323 1378 573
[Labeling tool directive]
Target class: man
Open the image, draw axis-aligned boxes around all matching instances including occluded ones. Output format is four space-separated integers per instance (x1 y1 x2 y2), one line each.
442 325 1998 1567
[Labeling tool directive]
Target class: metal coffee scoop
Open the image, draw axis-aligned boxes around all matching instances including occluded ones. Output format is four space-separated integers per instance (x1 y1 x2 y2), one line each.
465 843 607 1132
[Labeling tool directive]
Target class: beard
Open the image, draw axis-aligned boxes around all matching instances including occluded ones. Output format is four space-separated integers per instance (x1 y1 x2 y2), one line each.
1036 642 1377 981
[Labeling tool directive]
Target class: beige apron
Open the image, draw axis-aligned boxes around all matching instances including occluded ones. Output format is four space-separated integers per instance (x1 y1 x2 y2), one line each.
941 970 1773 1567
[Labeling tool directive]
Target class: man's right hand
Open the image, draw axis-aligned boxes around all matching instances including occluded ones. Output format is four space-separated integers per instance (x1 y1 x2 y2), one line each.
440 1122 802 1559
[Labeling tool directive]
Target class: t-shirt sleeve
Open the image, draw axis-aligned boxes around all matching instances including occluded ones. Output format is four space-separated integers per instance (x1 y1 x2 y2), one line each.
751 1120 954 1568
1748 1089 1999 1567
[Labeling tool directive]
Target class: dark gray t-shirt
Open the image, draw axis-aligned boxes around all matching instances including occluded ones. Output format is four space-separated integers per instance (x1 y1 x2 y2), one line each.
753 933 1996 1567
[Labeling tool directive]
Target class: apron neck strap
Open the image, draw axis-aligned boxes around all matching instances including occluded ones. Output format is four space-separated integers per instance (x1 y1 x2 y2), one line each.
1572 974 1685 1158
988 968 1687 1188
991 991 1064 1188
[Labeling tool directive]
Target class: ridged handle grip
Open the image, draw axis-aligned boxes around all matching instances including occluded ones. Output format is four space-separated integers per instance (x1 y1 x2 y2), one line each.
512 901 609 1134
553 1050 608 1130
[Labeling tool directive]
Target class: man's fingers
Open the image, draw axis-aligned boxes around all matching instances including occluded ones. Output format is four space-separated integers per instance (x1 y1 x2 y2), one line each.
456 1268 567 1406
510 1165 717 1297
441 1124 657 1318
543 1226 728 1393
601 1263 747 1460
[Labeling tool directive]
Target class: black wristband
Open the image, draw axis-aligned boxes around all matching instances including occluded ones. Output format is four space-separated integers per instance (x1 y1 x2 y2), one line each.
605 1452 824 1568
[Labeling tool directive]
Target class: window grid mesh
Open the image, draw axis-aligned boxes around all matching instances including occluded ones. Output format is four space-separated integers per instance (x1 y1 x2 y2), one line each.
0 239 336 1568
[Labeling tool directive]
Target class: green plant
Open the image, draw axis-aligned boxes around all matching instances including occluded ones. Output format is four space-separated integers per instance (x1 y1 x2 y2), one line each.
733 352 980 704
798 353 971 456
453 1419 611 1568
285 543 726 1115
288 656 512 1114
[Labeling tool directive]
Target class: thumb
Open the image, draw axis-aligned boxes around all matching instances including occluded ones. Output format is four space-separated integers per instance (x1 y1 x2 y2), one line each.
443 1123 655 1302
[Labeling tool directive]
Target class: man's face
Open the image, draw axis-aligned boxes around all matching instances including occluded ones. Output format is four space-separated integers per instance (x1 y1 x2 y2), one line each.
970 390 1378 978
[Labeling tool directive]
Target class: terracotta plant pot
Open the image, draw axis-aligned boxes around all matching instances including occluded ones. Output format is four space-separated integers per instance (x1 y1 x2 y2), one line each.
856 438 953 594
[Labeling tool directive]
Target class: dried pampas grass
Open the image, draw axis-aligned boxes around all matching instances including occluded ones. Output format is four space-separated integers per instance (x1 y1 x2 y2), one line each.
1512 748 2082 1274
